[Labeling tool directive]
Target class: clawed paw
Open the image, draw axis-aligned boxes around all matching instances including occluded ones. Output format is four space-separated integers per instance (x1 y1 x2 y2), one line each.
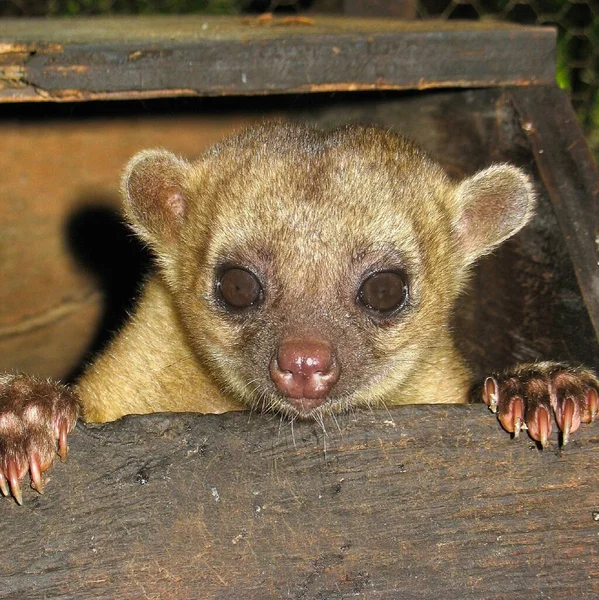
481 362 598 448
0 375 79 504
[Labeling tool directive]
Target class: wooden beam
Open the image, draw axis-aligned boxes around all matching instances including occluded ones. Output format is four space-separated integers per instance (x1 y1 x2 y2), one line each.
0 17 556 102
1 405 597 598
508 85 599 341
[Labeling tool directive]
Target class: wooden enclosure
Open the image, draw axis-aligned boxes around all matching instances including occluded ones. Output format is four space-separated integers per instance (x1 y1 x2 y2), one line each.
0 16 597 599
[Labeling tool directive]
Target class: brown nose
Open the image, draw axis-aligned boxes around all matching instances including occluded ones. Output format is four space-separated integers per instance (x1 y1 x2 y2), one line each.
269 338 340 409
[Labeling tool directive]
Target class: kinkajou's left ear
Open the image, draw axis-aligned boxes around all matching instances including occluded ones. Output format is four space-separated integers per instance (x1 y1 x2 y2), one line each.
451 164 536 266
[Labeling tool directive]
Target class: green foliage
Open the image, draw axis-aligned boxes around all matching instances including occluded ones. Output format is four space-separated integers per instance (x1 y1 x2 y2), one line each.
556 35 571 91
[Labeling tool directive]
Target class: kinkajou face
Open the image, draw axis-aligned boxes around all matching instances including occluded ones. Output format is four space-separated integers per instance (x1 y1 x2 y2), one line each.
0 122 596 505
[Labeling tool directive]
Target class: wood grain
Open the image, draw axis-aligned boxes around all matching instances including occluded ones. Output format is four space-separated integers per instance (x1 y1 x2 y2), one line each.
0 17 556 102
508 85 599 342
1 405 597 599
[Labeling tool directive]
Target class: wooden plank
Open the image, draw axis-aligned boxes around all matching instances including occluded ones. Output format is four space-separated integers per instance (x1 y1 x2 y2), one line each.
0 17 556 102
1 405 597 598
508 85 599 342
311 0 417 18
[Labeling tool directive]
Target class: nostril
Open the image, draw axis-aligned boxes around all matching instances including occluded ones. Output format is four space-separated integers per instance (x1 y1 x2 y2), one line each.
270 338 340 401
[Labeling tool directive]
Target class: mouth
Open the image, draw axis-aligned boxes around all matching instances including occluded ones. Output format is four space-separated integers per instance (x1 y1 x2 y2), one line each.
243 380 353 419
271 393 353 420
284 396 329 413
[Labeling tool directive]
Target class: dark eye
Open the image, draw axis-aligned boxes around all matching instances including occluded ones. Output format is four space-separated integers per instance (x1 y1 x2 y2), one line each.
357 270 408 314
218 268 262 309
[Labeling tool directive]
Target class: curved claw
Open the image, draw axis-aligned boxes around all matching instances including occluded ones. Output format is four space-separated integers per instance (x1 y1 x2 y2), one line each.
498 396 526 437
539 409 550 448
582 388 598 423
483 377 499 413
562 398 573 445
512 398 524 438
559 397 578 445
58 419 69 462
29 453 44 494
528 407 551 448
0 472 9 497
6 462 23 506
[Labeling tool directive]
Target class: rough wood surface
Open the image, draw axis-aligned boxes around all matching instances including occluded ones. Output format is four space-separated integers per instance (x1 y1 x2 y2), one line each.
342 0 417 18
508 85 599 342
1 406 597 599
0 17 555 102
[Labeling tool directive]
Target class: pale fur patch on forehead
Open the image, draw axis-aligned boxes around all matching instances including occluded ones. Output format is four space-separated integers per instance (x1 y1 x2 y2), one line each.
203 155 424 270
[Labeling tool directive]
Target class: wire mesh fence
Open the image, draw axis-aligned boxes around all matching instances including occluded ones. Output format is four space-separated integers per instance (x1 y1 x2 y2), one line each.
416 0 598 152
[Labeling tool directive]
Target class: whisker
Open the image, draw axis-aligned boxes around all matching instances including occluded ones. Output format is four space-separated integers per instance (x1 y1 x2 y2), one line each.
290 416 297 448
330 411 342 434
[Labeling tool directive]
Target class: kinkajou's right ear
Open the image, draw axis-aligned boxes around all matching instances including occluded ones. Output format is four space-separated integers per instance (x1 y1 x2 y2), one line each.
122 149 190 252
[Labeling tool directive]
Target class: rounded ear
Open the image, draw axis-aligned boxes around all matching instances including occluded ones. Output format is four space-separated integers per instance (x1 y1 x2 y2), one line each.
121 149 189 251
453 164 536 266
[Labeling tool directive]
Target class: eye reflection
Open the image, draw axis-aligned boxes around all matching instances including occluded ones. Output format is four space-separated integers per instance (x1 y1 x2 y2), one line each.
218 267 262 308
358 270 408 314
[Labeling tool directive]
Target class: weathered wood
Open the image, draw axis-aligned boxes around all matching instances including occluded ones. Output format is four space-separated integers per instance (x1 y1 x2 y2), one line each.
1 406 597 599
311 0 417 19
508 85 599 342
0 17 556 102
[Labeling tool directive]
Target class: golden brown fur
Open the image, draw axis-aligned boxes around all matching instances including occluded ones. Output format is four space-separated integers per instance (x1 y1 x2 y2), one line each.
77 123 535 422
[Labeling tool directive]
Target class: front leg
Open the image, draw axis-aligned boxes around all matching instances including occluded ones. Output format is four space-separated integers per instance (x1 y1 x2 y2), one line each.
481 362 598 447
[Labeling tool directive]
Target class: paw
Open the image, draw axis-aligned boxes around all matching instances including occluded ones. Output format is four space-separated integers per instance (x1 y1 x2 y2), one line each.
0 374 79 504
481 362 598 447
